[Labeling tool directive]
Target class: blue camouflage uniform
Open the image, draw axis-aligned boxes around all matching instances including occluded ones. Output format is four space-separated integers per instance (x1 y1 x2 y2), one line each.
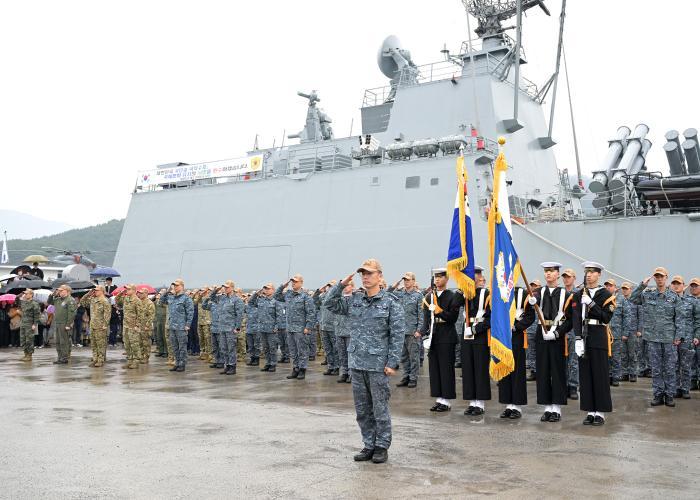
159 292 194 369
314 289 339 371
334 293 353 378
325 282 405 452
630 283 681 400
675 294 700 395
202 294 223 365
609 292 624 382
389 287 424 384
619 295 641 378
209 292 245 369
526 321 538 373
245 301 262 363
249 293 286 367
275 285 316 370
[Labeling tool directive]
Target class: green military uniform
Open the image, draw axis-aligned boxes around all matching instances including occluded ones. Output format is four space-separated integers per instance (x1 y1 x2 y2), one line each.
117 294 140 368
238 315 247 360
48 294 77 363
196 296 212 361
19 298 41 360
154 299 167 356
80 294 111 366
137 297 155 363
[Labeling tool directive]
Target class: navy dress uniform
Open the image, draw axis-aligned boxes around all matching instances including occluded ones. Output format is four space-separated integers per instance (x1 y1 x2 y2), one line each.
572 262 615 425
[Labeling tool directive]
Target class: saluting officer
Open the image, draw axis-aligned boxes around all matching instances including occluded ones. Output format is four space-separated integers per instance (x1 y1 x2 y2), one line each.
572 262 615 426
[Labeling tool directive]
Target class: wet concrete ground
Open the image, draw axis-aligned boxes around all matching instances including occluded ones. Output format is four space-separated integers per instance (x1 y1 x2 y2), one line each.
1 347 699 499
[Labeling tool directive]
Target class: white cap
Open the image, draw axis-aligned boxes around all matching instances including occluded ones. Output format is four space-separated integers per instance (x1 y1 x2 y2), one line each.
540 262 562 269
432 268 447 276
582 261 604 272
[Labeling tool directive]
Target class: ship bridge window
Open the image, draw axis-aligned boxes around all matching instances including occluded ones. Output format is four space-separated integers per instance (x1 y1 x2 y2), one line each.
430 177 439 186
405 176 420 189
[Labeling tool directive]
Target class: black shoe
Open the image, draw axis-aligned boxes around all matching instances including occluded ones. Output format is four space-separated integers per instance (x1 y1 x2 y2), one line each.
175 366 185 372
286 368 299 379
691 380 699 391
268 366 276 372
500 409 513 419
226 366 236 375
548 412 561 422
407 380 417 388
568 387 578 400
583 415 594 425
509 409 522 419
353 448 374 462
629 375 637 383
371 447 388 464
251 358 260 366
210 363 219 368
592 415 605 426
53 360 62 364
540 411 552 422
665 395 675 407
526 371 536 381
682 391 690 399
611 379 620 387
337 374 348 383
323 369 333 376
245 360 253 366
435 404 450 412
309 356 316 361
345 376 351 383
675 389 683 398
430 403 441 412
169 366 179 372
321 359 328 365
396 379 409 387
260 365 270 372
651 396 665 406
471 407 484 416
296 368 306 380
621 374 629 381
464 406 475 415
331 368 339 375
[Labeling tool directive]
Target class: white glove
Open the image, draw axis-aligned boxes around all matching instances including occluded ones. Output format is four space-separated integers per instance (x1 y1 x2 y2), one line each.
528 295 537 305
428 304 436 312
575 339 585 357
543 330 556 341
581 294 592 306
464 326 474 339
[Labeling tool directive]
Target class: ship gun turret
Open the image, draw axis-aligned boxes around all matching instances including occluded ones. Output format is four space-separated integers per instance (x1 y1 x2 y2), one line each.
288 90 334 143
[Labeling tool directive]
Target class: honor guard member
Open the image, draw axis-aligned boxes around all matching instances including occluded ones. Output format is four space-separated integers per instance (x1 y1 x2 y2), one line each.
389 272 424 389
618 282 642 382
136 287 155 363
461 266 492 416
526 279 542 381
313 281 340 376
209 281 245 375
562 269 580 399
154 290 168 358
47 285 77 364
325 259 404 464
687 278 700 391
670 276 700 399
419 268 461 412
275 274 317 380
250 283 286 373
80 287 112 367
498 285 536 419
159 279 194 372
532 262 573 422
605 279 623 386
630 267 681 407
334 280 355 383
572 262 615 425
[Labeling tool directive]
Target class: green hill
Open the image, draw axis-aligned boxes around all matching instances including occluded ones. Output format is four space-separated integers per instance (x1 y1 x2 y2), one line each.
5 219 124 267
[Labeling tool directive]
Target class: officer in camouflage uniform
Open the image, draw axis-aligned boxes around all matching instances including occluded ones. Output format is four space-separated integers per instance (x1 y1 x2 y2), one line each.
117 285 140 369
630 267 682 407
19 289 41 362
325 259 404 464
195 288 212 361
202 287 224 368
606 279 623 386
154 291 168 357
80 287 112 367
314 281 339 376
389 272 424 389
526 280 542 381
275 274 317 380
334 281 355 383
250 283 285 372
619 282 642 382
48 285 76 364
136 287 155 364
669 276 700 399
245 295 262 366
688 278 700 391
160 278 194 372
208 280 245 375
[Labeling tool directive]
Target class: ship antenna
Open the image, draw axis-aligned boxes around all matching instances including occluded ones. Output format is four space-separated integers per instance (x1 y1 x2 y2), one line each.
562 44 582 188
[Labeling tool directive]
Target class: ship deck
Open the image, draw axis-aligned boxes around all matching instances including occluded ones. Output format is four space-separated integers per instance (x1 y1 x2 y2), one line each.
2 348 698 499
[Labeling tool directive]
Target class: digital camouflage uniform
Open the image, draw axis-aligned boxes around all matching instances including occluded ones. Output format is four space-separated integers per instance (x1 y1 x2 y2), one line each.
314 289 338 370
275 285 317 371
245 300 262 363
48 294 76 363
325 282 405 452
202 293 223 365
609 292 624 382
249 292 285 367
118 294 140 367
137 297 155 363
80 294 112 366
154 300 167 357
630 283 681 399
619 295 641 378
526 321 538 373
19 298 41 357
208 291 245 369
674 294 700 394
334 294 353 378
160 292 195 369
196 296 212 361
389 287 424 384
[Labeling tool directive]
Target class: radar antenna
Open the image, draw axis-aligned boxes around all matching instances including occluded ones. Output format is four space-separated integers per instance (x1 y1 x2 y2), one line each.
462 0 550 39
377 35 419 102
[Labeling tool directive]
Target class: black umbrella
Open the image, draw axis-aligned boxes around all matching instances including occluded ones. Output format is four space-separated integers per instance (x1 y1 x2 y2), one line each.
0 279 51 294
10 265 32 276
61 281 96 291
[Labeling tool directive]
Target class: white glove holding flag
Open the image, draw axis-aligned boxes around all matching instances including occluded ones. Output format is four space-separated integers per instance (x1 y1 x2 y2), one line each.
543 330 556 341
428 303 436 312
528 296 537 305
575 339 585 357
464 326 474 340
581 294 592 306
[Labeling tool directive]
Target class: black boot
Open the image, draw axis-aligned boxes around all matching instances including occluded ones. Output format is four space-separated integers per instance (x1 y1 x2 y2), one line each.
371 447 388 464
568 386 578 400
337 373 348 383
396 378 409 387
169 366 178 372
629 375 637 383
321 359 328 365
286 368 299 379
690 380 699 391
331 368 339 375
260 365 270 371
297 368 306 380
209 363 219 368
323 368 334 376
226 365 236 375
220 366 230 374
650 395 665 406
353 448 374 461
251 357 260 366
268 365 276 372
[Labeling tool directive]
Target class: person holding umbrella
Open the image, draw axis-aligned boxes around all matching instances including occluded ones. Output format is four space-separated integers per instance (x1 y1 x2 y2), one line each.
19 289 41 362
47 285 77 364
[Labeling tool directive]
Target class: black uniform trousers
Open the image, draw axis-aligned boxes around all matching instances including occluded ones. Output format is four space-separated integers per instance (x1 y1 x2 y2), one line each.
535 330 568 405
579 346 612 412
428 343 456 399
461 338 491 401
498 331 527 405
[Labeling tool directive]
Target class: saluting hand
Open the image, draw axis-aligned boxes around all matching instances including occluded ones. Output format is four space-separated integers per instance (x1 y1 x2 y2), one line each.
642 276 652 286
340 273 354 286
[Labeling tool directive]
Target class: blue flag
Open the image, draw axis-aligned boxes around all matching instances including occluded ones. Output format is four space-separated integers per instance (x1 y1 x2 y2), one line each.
446 153 476 300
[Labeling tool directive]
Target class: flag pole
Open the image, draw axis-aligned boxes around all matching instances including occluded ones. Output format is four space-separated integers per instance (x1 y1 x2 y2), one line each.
460 146 471 332
517 262 547 328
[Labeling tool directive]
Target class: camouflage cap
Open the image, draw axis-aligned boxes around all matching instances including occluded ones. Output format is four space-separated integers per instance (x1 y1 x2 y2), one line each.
671 275 684 284
561 268 576 278
689 278 700 286
223 280 235 288
402 272 416 280
125 284 135 290
652 267 668 277
291 274 304 282
357 259 382 273
137 287 150 294
171 278 185 286
529 279 542 287
604 278 616 286
620 282 632 289
262 282 274 289
57 284 72 292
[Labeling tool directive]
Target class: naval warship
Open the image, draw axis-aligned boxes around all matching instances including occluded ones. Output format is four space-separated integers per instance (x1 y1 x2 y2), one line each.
114 0 700 288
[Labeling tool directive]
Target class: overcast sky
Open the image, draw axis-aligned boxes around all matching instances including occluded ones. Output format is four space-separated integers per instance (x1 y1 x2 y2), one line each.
2 0 698 228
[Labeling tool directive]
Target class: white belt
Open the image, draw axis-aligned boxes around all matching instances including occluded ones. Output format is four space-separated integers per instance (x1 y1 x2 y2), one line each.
469 317 484 324
584 319 601 326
